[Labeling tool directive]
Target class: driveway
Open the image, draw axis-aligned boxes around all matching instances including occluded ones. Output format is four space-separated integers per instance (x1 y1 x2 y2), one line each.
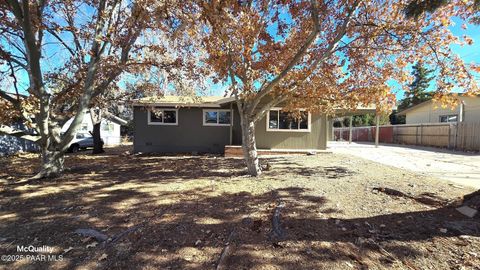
329 141 480 189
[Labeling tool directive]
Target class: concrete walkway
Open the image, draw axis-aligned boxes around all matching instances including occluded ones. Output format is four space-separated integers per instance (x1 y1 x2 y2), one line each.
329 141 480 189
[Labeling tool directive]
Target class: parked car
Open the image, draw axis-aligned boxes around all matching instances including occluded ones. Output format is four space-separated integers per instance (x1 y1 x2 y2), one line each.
68 132 102 152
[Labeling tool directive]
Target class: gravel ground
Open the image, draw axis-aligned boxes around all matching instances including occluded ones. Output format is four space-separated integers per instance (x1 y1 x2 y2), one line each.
0 146 479 270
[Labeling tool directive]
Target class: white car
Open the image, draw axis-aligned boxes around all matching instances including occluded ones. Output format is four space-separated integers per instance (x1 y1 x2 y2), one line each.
68 133 102 152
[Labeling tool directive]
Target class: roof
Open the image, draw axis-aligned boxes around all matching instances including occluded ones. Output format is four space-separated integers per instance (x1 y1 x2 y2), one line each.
132 96 235 108
133 95 379 113
396 93 480 116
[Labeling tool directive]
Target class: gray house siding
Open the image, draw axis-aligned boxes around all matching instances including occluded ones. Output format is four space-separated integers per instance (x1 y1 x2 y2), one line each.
133 107 234 153
255 113 327 150
219 103 242 145
133 102 328 154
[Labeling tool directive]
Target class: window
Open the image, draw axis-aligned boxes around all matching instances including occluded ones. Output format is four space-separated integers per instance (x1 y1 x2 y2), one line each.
203 109 232 126
267 108 310 132
148 108 178 125
76 133 90 139
439 114 458 123
101 121 114 132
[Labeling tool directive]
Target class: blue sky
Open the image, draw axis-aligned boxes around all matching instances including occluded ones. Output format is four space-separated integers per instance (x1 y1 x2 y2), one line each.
383 17 480 100
450 18 480 65
400 17 480 98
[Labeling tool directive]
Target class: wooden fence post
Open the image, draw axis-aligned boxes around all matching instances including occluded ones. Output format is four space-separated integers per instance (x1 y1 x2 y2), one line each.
454 122 458 150
415 126 419 145
349 116 353 144
420 124 423 145
447 124 451 149
375 114 380 148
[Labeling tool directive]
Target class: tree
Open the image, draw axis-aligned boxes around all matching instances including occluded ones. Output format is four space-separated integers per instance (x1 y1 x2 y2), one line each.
89 108 105 154
0 1 197 178
390 110 406 125
405 0 480 21
404 0 480 204
200 0 478 176
343 114 390 127
88 85 135 154
398 62 434 110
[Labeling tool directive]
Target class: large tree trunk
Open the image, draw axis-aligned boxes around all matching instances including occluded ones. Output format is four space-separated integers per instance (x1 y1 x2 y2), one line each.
240 115 261 176
91 122 105 154
33 149 65 179
90 108 105 154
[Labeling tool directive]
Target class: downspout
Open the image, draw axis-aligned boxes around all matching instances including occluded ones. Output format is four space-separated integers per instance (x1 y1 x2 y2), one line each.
454 101 465 150
229 102 233 145
459 101 464 123
375 113 380 148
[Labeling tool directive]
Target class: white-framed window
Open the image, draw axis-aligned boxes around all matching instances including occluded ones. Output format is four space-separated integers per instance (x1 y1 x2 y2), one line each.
101 121 115 132
266 108 311 132
439 114 458 123
147 108 178 125
203 109 232 126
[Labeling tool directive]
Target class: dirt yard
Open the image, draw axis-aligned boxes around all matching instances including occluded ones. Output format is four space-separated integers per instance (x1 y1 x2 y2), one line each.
1 146 479 270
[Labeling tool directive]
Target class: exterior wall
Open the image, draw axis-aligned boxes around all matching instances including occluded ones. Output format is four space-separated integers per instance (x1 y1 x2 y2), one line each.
133 107 232 153
101 120 122 145
220 103 242 145
0 123 39 156
463 97 480 123
248 96 328 150
133 100 328 153
405 104 432 124
255 113 327 150
406 97 480 124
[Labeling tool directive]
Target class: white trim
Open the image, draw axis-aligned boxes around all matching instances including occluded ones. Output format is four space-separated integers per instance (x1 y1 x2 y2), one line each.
147 108 179 126
132 96 236 107
135 103 221 108
266 107 311 133
202 109 233 126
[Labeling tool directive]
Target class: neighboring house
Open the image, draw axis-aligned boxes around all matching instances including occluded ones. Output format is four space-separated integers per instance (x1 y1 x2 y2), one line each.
132 96 375 154
0 92 39 156
397 95 480 124
0 123 38 156
62 111 123 146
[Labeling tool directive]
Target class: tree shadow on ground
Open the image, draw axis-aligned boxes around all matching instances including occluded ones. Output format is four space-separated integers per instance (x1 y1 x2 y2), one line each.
0 152 479 269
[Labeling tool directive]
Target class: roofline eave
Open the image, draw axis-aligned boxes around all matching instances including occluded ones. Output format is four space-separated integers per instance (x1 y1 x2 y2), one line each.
132 102 222 108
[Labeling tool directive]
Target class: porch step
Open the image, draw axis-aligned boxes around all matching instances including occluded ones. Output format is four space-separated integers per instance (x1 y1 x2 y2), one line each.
224 145 331 157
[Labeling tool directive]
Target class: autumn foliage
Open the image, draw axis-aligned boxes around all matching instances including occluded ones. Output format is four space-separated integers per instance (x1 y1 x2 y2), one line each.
199 0 479 175
0 0 202 178
0 0 479 177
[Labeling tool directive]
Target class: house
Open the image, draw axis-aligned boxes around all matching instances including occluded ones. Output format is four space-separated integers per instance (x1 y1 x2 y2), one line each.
132 96 375 154
0 122 39 156
397 95 480 124
132 96 329 154
0 92 39 156
62 110 123 146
